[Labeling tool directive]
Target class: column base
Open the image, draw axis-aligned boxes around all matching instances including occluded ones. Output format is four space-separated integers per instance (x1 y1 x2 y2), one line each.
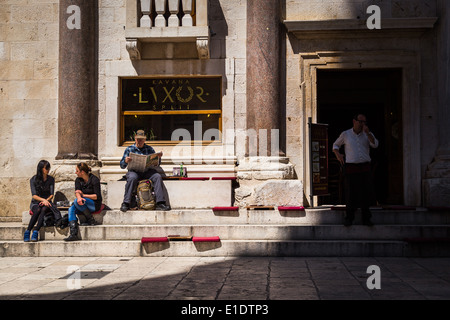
235 157 303 207
423 154 450 206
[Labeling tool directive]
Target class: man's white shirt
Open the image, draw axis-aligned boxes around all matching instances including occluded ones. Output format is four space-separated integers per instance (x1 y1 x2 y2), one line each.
332 128 379 164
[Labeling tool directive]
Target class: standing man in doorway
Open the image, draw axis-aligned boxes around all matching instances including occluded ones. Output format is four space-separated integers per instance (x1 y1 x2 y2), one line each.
332 114 379 226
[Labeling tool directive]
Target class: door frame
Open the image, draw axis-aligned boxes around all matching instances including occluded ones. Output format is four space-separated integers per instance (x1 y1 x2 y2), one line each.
300 51 421 206
317 69 403 205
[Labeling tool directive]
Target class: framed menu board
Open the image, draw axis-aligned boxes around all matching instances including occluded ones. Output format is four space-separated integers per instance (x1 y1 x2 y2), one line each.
309 118 329 202
119 76 222 145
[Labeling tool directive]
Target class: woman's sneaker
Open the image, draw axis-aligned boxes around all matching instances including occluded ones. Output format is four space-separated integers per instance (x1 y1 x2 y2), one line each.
31 230 39 242
23 230 31 242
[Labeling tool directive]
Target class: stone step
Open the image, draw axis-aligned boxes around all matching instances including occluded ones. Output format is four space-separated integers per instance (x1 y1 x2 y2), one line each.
0 239 411 257
10 207 450 257
22 208 450 226
106 179 234 209
3 224 450 241
2 239 449 257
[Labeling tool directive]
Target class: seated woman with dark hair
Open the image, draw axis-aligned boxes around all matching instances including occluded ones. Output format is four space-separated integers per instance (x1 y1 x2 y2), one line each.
25 160 55 242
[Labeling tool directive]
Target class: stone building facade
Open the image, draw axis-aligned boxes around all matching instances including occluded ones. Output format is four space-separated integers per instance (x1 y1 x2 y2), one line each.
0 0 449 221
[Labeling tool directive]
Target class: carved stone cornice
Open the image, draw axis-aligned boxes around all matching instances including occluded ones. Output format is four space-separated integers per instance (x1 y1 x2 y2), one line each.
125 26 210 60
125 38 141 60
284 17 438 39
196 36 210 59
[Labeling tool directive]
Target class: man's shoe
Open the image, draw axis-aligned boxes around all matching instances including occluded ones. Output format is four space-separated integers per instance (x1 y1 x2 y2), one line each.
120 202 130 212
363 219 374 227
343 219 353 227
155 203 170 211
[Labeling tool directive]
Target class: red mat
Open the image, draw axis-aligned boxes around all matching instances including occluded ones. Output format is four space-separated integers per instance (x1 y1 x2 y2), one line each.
278 206 305 211
93 203 106 214
211 177 237 180
192 236 220 242
212 206 239 211
141 237 168 243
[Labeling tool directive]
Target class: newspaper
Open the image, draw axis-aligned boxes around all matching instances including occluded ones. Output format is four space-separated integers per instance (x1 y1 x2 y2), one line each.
127 152 161 172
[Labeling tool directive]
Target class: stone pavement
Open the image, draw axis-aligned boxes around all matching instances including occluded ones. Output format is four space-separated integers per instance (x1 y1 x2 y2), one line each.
1 256 450 302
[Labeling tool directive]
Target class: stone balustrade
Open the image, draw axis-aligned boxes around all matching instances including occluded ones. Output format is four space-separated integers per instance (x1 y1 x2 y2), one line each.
126 0 210 59
136 0 209 28
139 0 196 28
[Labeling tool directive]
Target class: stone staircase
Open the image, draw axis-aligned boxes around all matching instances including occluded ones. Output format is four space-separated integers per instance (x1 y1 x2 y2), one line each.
1 207 450 257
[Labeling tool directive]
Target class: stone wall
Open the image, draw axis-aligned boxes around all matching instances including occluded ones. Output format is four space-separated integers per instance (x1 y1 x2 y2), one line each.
0 0 59 221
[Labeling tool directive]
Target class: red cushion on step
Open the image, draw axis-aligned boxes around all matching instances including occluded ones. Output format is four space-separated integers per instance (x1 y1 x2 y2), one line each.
141 237 168 243
92 203 105 214
192 236 220 242
212 206 239 211
278 206 305 211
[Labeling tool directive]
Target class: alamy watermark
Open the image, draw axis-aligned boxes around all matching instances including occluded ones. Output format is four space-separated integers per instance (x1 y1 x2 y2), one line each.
367 5 381 30
366 265 381 290
66 265 81 290
170 121 280 165
66 5 81 30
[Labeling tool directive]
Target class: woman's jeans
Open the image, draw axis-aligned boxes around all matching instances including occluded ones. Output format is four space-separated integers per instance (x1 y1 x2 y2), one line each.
68 198 96 222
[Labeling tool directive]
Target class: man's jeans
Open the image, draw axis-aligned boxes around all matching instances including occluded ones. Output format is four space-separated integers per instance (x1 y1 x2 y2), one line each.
123 169 166 205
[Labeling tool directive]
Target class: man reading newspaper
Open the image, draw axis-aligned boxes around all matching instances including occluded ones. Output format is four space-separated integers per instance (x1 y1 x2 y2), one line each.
119 130 170 212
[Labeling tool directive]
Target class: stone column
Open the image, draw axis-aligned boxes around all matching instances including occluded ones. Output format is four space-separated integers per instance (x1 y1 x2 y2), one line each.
56 0 97 160
423 0 450 206
246 0 282 157
236 0 301 208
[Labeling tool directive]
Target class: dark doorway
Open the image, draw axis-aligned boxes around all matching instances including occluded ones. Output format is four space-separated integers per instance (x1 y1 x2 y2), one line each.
317 69 403 205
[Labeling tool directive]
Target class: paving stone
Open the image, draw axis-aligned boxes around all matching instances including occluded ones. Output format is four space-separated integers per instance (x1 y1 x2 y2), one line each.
0 256 449 301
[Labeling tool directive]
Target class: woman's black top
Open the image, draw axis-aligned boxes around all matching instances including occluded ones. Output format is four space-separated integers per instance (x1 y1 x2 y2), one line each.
30 175 55 210
75 173 103 211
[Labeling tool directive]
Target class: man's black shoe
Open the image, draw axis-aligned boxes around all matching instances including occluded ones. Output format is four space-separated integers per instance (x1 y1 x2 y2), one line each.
363 220 374 227
120 202 130 212
155 203 170 211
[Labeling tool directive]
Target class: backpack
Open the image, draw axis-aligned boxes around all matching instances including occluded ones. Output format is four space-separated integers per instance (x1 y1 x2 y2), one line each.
56 213 69 229
136 179 156 210
43 211 55 227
